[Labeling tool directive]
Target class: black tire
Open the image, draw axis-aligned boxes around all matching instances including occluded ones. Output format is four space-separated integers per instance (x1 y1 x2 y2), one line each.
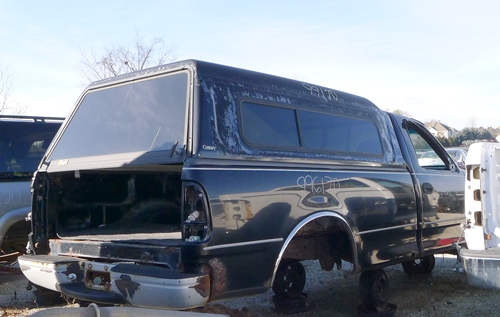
401 254 436 275
33 288 67 307
359 269 389 312
272 261 306 298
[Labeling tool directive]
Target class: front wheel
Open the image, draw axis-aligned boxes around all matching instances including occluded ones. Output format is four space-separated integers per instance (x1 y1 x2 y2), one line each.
401 254 436 275
359 269 389 312
272 261 306 298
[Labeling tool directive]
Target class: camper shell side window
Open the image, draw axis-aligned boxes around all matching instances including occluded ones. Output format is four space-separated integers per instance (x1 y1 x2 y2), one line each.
238 101 383 157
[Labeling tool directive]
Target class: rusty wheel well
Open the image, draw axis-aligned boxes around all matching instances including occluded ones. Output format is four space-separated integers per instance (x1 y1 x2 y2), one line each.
279 215 354 271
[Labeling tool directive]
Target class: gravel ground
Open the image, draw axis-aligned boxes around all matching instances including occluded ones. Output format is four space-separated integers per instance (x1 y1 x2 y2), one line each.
1 255 499 317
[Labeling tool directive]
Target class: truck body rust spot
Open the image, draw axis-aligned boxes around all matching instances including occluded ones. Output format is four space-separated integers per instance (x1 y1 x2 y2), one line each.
209 258 226 294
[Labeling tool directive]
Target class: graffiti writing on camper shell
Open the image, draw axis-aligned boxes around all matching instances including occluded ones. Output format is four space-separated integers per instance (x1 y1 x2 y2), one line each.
297 175 340 194
302 83 338 102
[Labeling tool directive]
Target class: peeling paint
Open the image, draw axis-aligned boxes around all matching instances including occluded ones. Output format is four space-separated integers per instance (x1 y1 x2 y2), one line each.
192 274 211 298
115 274 140 299
62 262 84 282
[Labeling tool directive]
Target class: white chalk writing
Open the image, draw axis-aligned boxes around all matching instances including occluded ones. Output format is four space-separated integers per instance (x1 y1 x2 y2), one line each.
0 189 22 204
297 175 340 194
302 83 338 102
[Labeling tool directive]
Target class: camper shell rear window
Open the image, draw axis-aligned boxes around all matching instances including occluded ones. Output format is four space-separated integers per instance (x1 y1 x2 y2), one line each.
239 101 383 156
48 71 189 162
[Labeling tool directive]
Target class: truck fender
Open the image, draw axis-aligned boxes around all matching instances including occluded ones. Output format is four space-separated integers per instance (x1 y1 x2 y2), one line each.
271 211 358 285
0 206 31 248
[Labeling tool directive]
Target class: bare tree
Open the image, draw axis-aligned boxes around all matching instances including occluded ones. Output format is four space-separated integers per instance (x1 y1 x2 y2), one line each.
0 61 13 113
467 116 477 128
80 31 177 84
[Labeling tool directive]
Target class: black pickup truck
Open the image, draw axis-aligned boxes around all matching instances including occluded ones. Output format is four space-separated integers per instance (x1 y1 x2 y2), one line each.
18 60 464 314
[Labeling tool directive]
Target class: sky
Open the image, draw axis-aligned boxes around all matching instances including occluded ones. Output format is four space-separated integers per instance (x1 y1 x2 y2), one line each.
1 1 499 130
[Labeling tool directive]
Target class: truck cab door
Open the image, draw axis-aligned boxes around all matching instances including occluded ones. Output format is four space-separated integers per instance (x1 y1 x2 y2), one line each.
396 118 464 255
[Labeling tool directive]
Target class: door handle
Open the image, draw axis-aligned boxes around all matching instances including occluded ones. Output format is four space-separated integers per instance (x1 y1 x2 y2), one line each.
422 182 434 194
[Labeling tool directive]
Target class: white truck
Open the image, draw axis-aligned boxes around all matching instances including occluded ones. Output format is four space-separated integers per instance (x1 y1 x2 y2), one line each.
461 142 500 289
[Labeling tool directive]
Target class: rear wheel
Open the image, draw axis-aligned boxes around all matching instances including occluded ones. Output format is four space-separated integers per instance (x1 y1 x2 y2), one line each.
402 254 436 275
272 261 306 298
359 269 389 312
32 287 67 306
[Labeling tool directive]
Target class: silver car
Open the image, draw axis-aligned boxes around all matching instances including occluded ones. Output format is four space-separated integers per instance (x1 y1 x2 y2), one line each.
0 115 63 265
446 147 468 169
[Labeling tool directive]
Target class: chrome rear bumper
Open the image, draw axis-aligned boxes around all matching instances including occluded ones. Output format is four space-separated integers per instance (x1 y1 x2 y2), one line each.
18 255 210 309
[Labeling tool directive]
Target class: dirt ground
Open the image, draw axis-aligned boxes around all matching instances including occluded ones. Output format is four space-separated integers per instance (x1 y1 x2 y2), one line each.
1 255 499 317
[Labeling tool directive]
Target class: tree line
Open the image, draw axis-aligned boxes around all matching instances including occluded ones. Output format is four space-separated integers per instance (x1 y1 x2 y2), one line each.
391 109 499 147
437 127 499 147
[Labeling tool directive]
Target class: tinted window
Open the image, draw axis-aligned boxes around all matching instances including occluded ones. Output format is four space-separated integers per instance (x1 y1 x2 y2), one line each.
240 102 300 147
0 121 61 174
239 101 382 155
50 72 188 160
298 110 382 155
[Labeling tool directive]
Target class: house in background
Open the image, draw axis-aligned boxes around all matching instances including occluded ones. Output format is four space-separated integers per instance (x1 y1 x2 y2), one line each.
426 121 458 139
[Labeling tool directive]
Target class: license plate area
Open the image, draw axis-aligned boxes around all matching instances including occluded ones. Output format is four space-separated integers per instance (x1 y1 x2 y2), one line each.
84 262 113 291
